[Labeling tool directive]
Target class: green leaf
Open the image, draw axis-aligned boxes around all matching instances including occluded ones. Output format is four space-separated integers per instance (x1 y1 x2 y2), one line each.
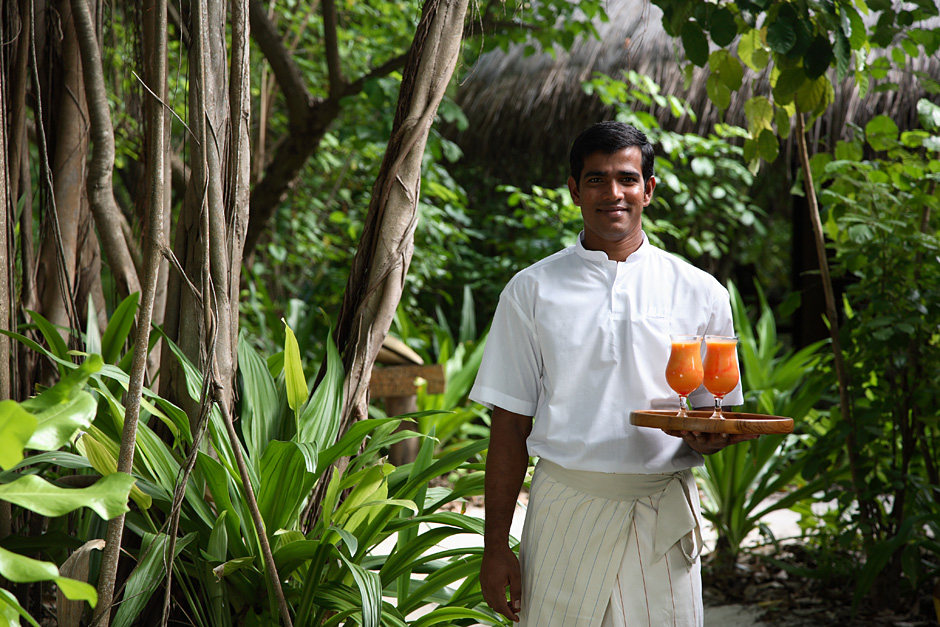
709 50 743 91
335 550 382 627
758 129 779 162
795 74 832 116
296 331 344 448
101 292 140 364
0 473 133 519
283 320 307 414
773 67 806 104
237 334 280 460
866 115 899 150
258 440 318 533
804 35 834 79
0 588 41 627
744 96 774 135
738 28 769 71
22 356 101 451
26 310 69 369
76 433 152 510
706 74 732 110
709 7 737 47
681 21 709 66
0 546 58 582
767 5 797 54
917 98 940 131
112 533 195 627
774 106 791 136
0 401 37 470
54 576 98 605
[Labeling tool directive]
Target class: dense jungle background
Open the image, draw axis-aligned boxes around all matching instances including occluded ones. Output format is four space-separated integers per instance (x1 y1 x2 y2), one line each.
0 0 939 624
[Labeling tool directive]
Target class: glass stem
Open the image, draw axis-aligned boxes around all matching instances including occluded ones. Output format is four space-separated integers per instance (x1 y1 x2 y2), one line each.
713 397 723 419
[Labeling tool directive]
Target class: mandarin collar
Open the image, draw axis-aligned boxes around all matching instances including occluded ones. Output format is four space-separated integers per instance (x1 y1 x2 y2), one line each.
574 231 651 265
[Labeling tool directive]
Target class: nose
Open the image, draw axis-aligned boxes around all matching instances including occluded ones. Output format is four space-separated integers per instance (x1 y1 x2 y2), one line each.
603 180 625 200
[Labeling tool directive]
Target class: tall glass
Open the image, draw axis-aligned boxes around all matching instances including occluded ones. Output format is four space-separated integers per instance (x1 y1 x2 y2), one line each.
665 335 704 418
703 335 739 419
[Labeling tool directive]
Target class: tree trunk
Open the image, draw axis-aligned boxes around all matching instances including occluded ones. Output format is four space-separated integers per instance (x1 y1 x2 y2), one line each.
332 0 470 436
794 112 877 542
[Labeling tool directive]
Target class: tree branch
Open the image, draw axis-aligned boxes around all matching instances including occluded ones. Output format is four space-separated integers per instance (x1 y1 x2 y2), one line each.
70 0 142 299
322 0 346 94
248 0 312 123
91 0 167 618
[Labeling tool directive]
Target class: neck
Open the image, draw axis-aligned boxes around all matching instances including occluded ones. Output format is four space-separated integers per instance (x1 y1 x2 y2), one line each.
583 230 643 262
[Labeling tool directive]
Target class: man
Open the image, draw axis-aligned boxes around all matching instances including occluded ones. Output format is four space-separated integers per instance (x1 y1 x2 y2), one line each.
469 121 754 626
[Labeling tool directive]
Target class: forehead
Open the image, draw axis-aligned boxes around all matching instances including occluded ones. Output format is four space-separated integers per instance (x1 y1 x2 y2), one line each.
580 147 643 178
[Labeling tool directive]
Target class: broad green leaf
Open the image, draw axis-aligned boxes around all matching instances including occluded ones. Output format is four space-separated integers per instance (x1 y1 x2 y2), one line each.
774 106 791 136
296 331 344 448
681 20 709 66
916 98 940 131
76 433 152 510
0 546 58 582
238 334 280 460
708 6 737 47
0 473 133 519
738 28 770 71
258 440 318 533
744 96 774 135
0 401 37 470
706 74 731 110
0 588 41 627
212 556 255 578
101 292 140 364
25 390 96 452
26 310 69 367
758 129 779 162
112 532 194 627
866 115 900 150
709 50 743 91
54 576 97 605
772 67 806 104
411 607 497 627
335 550 382 627
283 320 307 414
767 5 797 54
804 35 835 79
795 75 833 117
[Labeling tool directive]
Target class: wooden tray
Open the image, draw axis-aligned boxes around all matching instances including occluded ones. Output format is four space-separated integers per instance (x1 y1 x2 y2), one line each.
630 410 793 435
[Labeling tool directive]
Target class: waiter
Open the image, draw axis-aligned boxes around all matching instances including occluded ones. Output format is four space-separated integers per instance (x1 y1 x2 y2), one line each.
470 121 753 626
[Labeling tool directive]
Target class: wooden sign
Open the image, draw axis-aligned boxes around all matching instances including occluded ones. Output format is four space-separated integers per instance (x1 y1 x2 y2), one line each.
369 364 445 398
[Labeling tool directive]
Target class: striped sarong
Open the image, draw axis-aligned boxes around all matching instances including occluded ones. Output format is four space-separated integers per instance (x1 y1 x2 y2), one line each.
518 460 704 627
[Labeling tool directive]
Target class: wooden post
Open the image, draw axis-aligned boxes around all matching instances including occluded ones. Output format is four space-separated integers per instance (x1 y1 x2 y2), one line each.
370 336 444 466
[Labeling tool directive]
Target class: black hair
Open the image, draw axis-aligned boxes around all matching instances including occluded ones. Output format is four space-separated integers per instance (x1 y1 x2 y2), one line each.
569 121 655 186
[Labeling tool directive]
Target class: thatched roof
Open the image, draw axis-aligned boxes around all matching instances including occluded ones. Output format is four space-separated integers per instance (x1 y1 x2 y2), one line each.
452 0 940 182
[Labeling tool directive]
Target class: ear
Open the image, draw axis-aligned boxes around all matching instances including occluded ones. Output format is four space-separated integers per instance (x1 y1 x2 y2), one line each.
643 176 656 206
567 176 581 205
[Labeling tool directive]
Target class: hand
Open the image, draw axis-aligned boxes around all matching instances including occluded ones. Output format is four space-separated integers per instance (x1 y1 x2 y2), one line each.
663 429 759 454
481 543 522 622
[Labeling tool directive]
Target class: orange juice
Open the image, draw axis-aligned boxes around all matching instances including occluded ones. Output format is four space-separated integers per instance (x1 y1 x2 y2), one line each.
703 337 739 397
666 339 704 395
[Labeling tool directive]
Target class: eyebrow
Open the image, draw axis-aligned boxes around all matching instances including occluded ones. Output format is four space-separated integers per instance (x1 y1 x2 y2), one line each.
583 169 641 179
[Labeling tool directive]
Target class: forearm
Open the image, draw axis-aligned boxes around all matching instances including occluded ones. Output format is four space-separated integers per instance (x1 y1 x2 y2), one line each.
484 407 532 547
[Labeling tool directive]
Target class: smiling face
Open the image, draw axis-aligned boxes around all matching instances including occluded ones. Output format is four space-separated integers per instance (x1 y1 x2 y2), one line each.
567 147 656 261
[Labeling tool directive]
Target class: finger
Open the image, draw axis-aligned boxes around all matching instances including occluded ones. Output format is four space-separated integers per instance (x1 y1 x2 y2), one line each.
483 587 514 621
509 565 522 620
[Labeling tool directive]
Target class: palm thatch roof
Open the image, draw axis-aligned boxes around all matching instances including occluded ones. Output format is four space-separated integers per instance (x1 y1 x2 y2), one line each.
452 0 940 183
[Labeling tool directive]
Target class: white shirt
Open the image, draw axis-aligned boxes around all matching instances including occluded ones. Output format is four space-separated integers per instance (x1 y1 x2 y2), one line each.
469 232 744 474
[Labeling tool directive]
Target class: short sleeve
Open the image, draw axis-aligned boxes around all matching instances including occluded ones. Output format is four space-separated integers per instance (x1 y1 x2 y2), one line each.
468 287 542 416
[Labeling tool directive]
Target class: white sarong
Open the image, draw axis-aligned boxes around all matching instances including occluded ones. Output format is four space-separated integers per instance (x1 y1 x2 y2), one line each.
518 461 704 627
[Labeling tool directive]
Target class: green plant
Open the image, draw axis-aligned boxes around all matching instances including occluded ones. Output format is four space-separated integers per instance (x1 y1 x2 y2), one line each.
0 354 135 625
805 105 940 604
695 281 840 567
